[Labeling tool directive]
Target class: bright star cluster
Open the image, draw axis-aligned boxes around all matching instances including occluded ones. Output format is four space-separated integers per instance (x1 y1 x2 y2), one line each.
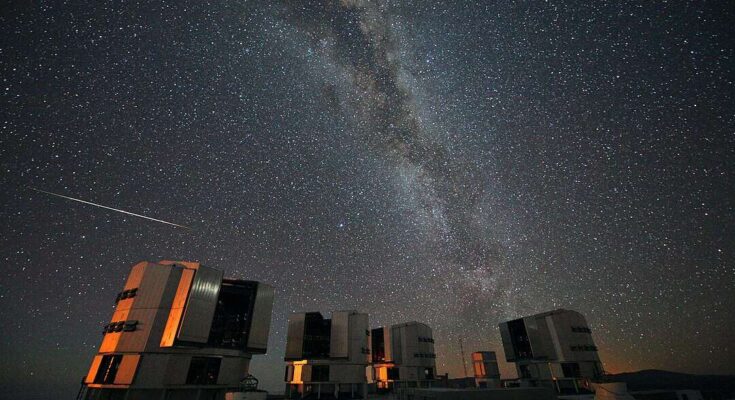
1 1 733 398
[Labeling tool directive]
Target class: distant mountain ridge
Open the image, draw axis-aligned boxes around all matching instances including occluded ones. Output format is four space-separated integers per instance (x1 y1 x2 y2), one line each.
607 369 735 399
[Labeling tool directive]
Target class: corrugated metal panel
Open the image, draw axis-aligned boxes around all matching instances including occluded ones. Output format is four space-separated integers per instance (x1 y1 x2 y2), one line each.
285 313 305 360
176 265 223 343
330 311 349 358
246 283 274 353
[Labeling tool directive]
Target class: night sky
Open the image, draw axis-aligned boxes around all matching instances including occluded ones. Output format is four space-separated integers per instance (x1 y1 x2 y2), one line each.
1 1 734 399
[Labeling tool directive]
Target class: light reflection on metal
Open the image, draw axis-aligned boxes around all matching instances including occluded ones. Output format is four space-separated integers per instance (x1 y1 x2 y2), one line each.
84 355 103 384
160 268 195 347
114 355 141 385
290 360 308 384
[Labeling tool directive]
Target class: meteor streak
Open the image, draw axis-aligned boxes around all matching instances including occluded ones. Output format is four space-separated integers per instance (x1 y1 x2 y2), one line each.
29 187 191 230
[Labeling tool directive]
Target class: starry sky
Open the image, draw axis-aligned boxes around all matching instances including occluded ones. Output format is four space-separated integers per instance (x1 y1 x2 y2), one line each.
1 1 734 398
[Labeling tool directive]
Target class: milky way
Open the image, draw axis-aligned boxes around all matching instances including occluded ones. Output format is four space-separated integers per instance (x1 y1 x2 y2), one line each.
280 0 516 328
1 1 733 398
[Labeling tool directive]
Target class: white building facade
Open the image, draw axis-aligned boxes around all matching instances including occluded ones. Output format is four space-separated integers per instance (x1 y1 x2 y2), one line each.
81 260 274 400
284 310 371 399
371 321 437 391
499 309 603 394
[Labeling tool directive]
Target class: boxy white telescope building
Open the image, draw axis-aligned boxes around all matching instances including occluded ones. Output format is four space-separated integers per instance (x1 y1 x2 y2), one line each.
80 260 274 400
371 321 437 390
284 310 371 399
499 308 603 394
472 351 501 388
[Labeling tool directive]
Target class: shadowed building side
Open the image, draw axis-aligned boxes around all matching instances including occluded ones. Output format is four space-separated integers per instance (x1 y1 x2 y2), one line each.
284 310 371 399
371 321 437 391
472 351 501 388
499 308 603 395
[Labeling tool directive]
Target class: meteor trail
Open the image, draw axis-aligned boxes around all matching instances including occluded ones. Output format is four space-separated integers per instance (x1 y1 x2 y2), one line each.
29 187 191 230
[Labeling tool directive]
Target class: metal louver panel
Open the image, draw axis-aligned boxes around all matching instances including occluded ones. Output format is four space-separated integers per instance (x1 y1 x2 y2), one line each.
176 266 223 343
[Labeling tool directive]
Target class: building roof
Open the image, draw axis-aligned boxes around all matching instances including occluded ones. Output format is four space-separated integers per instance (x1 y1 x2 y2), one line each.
500 308 587 323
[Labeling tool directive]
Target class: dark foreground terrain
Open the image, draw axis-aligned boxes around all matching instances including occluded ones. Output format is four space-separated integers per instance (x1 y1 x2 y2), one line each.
609 370 735 400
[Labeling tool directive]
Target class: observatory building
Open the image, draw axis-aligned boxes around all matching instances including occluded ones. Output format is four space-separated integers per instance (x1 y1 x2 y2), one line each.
284 310 371 399
472 351 501 388
80 260 274 400
371 321 437 391
499 308 603 394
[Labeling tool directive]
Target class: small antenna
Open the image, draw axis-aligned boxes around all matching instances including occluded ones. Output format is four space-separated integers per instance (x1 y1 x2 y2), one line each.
459 339 468 377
